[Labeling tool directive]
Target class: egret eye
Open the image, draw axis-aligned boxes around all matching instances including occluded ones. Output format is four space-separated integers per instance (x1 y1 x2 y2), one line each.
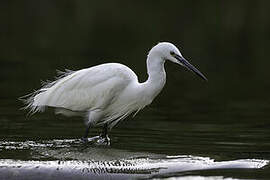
170 51 175 56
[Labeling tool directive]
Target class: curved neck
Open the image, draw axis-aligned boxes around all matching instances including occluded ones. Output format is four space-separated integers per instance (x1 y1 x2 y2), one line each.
146 55 166 82
141 55 166 99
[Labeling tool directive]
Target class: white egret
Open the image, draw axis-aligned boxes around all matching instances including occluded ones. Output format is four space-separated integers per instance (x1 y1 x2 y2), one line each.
21 42 207 144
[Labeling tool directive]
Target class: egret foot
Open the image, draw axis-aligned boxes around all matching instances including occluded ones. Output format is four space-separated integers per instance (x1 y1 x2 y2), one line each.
81 136 100 144
96 135 110 145
81 137 88 143
94 123 110 145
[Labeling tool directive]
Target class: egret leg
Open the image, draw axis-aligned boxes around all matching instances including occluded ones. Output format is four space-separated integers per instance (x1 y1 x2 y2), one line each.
101 124 108 137
81 125 91 142
98 124 110 144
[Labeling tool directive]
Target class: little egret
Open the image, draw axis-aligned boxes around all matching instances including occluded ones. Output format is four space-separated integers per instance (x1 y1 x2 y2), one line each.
21 42 207 144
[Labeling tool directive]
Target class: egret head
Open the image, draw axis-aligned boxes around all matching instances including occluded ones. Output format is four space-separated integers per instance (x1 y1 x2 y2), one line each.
150 42 207 81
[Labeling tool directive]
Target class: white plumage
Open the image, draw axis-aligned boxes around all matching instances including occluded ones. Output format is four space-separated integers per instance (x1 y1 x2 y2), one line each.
22 42 207 143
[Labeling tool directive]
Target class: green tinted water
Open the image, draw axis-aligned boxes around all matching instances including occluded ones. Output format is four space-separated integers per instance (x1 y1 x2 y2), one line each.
0 67 269 179
1 1 270 178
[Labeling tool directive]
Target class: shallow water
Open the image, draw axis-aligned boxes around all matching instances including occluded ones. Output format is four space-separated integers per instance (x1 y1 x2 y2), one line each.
0 96 269 179
1 1 270 179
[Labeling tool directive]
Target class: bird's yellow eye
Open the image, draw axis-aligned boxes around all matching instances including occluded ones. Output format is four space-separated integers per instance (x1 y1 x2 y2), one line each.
170 51 175 56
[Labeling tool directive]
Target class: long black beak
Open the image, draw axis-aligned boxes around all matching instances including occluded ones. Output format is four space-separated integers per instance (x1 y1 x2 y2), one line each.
174 54 208 81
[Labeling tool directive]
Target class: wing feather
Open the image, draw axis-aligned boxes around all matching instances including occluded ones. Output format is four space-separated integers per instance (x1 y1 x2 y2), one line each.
22 63 137 113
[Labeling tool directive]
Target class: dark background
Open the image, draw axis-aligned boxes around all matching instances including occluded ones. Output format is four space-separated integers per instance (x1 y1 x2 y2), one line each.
1 1 270 103
0 1 270 178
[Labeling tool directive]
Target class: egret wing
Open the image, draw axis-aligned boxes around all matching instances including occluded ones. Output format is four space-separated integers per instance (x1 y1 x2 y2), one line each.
28 63 137 113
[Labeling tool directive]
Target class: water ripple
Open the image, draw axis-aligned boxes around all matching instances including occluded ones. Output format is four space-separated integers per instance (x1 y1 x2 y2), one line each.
0 139 268 179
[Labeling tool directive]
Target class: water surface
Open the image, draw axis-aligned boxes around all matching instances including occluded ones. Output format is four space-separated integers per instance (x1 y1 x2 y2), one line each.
1 1 270 179
0 94 269 179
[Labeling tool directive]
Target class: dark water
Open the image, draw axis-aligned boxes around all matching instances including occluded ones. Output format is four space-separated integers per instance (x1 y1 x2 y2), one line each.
1 1 270 179
0 86 269 179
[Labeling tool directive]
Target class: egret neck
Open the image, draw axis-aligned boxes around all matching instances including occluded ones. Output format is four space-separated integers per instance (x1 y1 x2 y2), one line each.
143 53 166 100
